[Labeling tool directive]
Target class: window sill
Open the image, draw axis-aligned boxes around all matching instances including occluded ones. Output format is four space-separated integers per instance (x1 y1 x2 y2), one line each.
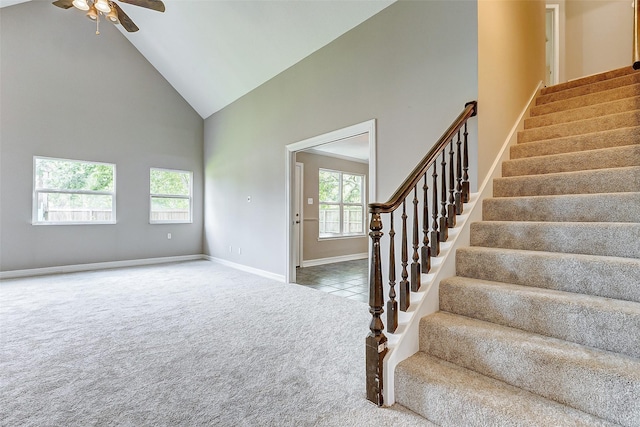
318 234 366 242
32 221 116 226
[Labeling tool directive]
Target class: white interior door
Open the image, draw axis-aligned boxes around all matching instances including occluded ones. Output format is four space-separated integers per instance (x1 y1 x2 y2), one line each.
546 5 559 86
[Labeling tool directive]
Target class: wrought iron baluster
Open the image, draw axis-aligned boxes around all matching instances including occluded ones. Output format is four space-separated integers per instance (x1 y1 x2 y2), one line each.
387 212 397 333
439 150 448 242
431 163 440 256
421 173 431 273
411 187 421 292
455 131 463 215
399 201 410 311
366 210 387 406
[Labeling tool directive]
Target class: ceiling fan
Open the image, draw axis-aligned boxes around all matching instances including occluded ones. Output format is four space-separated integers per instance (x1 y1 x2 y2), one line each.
52 0 165 33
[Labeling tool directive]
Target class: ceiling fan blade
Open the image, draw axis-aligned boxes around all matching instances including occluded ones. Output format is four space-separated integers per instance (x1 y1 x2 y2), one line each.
52 0 74 9
117 0 165 13
113 2 139 32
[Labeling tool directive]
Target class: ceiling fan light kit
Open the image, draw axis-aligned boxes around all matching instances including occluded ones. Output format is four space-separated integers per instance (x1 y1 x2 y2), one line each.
71 0 89 11
52 0 165 34
94 0 110 13
106 6 119 24
86 4 98 21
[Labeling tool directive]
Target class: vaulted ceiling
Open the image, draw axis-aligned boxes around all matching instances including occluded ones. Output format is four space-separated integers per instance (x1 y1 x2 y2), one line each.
1 0 395 119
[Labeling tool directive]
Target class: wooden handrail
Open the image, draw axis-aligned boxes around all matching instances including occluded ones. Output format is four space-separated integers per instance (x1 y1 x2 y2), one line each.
369 101 477 213
634 0 640 69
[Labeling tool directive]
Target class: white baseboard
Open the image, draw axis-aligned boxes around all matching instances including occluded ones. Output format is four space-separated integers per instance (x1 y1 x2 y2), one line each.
205 256 286 282
0 254 206 280
301 253 368 268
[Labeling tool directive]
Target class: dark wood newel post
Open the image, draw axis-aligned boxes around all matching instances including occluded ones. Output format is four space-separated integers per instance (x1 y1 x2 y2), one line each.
366 210 387 406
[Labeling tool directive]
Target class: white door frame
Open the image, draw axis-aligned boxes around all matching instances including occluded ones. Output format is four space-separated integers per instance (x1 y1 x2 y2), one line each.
546 4 560 86
293 162 304 267
284 119 377 284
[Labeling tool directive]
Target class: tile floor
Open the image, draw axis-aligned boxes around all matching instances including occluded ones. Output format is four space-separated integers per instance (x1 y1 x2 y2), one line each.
294 259 368 303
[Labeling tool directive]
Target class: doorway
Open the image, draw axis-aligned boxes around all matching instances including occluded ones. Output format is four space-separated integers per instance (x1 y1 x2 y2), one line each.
285 120 376 285
546 4 560 86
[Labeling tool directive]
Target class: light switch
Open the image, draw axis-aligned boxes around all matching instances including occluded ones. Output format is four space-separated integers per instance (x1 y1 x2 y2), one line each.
307 198 313 205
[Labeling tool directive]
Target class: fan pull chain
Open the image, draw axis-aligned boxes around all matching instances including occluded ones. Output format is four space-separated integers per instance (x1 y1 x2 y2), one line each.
96 12 100 35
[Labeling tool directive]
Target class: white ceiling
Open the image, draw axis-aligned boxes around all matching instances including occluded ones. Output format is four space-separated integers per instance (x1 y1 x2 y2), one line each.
0 0 29 7
1 0 395 118
305 133 370 163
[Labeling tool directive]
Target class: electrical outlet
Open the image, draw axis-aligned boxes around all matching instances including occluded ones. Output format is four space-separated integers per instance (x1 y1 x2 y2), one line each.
238 247 242 255
247 196 251 203
167 233 172 240
229 246 232 253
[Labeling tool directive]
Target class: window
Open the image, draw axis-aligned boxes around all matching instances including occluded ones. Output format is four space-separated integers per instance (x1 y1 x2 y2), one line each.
318 169 365 238
150 168 192 223
33 156 116 224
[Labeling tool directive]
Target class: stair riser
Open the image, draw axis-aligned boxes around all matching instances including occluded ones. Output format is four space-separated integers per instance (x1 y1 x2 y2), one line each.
455 247 640 303
537 73 640 105
440 278 640 358
518 110 640 144
531 84 640 117
493 167 640 197
510 127 640 159
482 193 640 223
395 354 616 427
503 145 640 177
540 67 636 96
470 222 640 259
419 314 640 426
525 97 640 129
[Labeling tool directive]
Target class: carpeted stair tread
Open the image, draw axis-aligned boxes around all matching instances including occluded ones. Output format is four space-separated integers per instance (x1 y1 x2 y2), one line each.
536 72 640 105
395 352 618 427
518 110 640 144
439 276 640 358
531 83 640 117
540 66 636 96
419 312 640 426
503 144 640 177
525 96 640 129
510 126 640 159
470 221 640 258
482 192 640 222
455 246 640 303
493 166 640 197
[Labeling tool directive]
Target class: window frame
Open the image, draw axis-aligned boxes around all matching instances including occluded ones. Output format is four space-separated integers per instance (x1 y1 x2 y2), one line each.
149 167 193 224
318 168 366 240
32 156 116 226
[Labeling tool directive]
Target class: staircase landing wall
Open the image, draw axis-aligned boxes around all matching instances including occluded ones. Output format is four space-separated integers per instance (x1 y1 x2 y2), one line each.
478 0 546 187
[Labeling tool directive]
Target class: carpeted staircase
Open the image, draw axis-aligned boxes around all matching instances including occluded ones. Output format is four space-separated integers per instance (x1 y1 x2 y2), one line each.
394 67 640 426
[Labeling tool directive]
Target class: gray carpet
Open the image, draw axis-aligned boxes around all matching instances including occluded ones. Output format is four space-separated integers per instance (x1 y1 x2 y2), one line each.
0 260 433 426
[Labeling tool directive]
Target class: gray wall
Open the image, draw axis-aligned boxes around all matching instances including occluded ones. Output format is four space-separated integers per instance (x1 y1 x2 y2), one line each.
203 0 478 276
0 2 204 271
295 151 368 262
